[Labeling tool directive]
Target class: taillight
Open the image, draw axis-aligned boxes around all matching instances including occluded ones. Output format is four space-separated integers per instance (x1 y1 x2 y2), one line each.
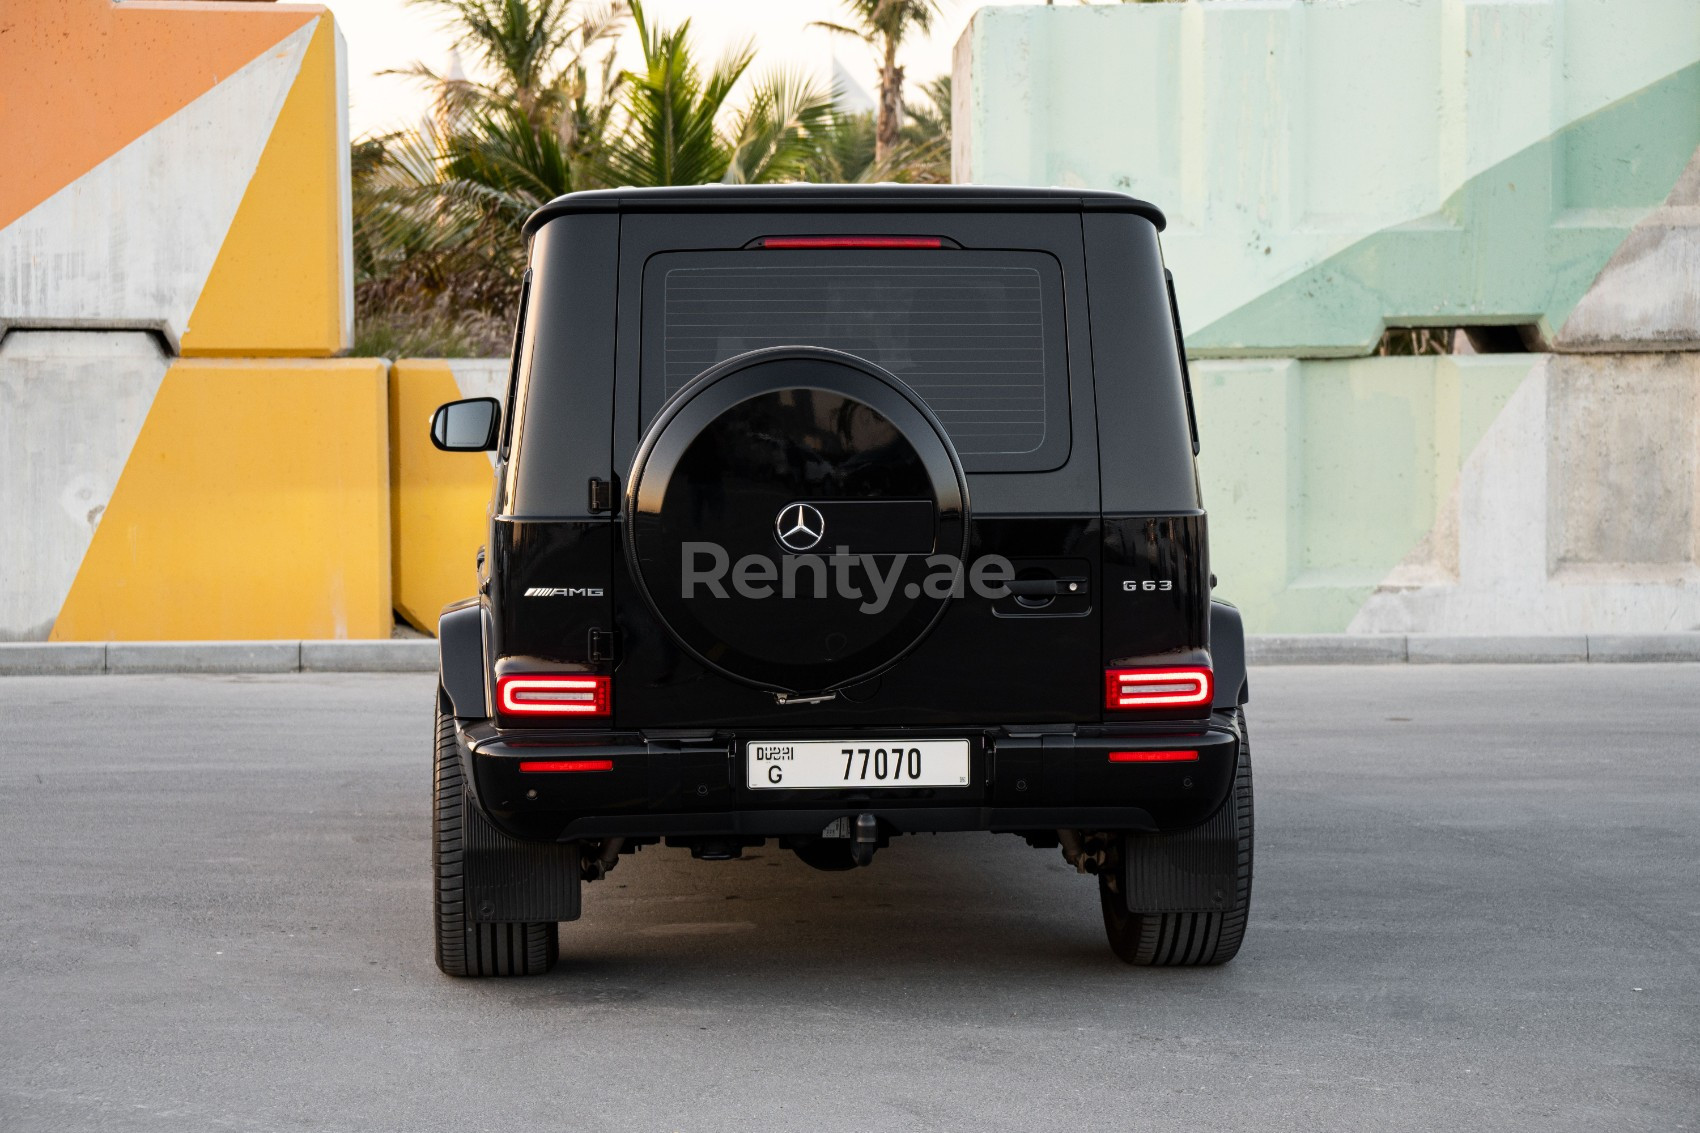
1104 667 1213 710
759 235 944 249
497 674 611 717
518 759 614 773
1108 749 1199 763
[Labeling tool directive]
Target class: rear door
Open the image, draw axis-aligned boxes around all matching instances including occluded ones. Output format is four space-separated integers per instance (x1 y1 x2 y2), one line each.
609 209 1103 729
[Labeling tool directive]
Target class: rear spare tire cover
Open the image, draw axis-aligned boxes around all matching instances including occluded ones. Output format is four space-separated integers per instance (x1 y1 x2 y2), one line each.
625 347 969 694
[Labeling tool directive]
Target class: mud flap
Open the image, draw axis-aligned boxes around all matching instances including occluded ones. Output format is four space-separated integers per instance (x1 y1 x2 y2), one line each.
1121 774 1240 914
465 803 582 923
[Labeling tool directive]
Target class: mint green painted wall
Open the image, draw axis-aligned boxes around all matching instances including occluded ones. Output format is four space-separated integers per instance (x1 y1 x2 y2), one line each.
1199 64 1700 355
954 0 1700 357
953 1 1700 632
1194 356 1536 632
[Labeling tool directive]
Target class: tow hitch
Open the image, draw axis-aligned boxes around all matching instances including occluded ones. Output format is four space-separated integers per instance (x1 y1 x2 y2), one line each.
851 813 879 867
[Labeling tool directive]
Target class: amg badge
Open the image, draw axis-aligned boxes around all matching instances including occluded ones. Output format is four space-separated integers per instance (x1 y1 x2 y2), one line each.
524 587 604 597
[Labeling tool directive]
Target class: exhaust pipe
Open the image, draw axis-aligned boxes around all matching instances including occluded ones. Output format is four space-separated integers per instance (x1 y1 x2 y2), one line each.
583 836 625 880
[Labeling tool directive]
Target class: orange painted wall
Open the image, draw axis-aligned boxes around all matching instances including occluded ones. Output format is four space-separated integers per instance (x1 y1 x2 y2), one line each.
0 0 321 228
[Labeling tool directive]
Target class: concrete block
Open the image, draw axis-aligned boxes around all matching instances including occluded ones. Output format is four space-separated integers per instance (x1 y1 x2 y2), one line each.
1246 635 1407 665
1198 355 1534 634
47 358 393 642
301 639 437 672
0 330 170 641
1556 145 1700 353
2 6 350 355
1349 354 1700 637
1407 635 1588 664
106 641 300 674
1548 353 1697 571
390 359 505 634
0 643 105 675
1587 634 1700 662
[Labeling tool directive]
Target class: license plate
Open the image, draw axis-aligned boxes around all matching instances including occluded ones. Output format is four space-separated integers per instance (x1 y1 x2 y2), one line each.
746 739 971 790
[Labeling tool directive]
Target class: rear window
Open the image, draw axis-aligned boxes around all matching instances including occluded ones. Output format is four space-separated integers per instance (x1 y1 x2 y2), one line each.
641 250 1070 472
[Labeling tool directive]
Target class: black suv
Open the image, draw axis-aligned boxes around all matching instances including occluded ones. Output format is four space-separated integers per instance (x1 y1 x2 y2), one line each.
429 185 1251 976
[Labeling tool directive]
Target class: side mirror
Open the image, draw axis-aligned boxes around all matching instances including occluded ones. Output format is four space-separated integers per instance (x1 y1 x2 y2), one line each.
430 398 501 452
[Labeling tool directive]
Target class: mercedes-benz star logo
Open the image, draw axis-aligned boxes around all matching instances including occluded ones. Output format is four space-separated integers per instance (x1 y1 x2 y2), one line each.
775 502 826 552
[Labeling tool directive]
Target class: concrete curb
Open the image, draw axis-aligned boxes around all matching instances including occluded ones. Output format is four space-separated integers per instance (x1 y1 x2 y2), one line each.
0 641 436 675
1407 634 1589 664
0 643 106 674
1246 635 1408 665
106 641 302 674
300 639 438 672
1245 633 1700 665
1584 633 1700 662
3 635 1700 675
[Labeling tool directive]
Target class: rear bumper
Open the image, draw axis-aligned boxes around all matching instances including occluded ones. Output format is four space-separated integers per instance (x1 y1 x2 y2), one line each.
457 716 1241 842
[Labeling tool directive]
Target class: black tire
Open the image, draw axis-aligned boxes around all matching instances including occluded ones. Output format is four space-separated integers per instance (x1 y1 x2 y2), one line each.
1100 708 1253 966
434 695 559 977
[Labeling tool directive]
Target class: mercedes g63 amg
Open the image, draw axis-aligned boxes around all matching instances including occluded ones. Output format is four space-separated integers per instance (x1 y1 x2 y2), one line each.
429 185 1251 976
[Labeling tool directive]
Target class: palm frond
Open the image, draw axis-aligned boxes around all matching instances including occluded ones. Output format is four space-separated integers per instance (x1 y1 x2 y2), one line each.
807 19 871 42
446 106 576 210
903 73 950 140
723 68 838 184
794 107 878 183
599 0 747 186
825 0 943 48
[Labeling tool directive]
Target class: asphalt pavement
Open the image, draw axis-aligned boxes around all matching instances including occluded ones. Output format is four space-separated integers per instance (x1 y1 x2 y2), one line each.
1 666 1696 1131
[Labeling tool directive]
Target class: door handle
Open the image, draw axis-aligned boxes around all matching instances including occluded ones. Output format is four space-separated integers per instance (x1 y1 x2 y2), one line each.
1005 577 1087 597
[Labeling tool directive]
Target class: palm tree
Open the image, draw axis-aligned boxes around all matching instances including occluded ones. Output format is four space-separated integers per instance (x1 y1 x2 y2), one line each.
796 106 877 184
599 4 742 187
354 1 629 355
357 1 627 283
353 0 852 353
351 117 522 356
443 107 577 245
399 0 626 154
723 69 843 185
896 73 950 182
812 0 944 168
795 73 949 185
601 0 834 187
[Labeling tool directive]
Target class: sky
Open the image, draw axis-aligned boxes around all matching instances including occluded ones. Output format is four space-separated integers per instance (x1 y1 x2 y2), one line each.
328 0 1057 139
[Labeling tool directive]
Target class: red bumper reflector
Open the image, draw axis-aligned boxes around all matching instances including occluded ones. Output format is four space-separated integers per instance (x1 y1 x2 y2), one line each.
761 235 943 249
1104 666 1213 710
518 759 615 773
497 674 611 717
1108 749 1199 763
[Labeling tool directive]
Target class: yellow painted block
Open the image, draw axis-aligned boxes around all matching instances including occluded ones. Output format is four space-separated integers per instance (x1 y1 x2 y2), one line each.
180 14 348 357
50 359 391 641
390 360 499 633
